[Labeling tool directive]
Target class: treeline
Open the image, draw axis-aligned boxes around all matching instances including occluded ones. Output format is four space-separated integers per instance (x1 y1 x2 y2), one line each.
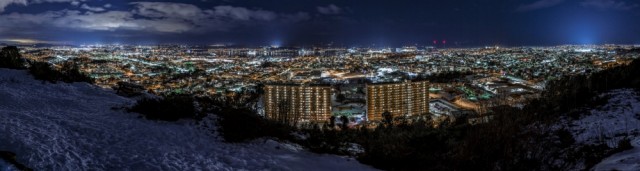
128 93 294 142
0 46 93 84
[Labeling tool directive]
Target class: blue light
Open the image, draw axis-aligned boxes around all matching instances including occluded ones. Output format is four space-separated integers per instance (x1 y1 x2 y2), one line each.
566 19 599 45
271 40 281 48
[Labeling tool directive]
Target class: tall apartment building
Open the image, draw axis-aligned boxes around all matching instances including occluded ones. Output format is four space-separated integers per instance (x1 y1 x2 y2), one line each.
263 84 332 124
366 80 429 121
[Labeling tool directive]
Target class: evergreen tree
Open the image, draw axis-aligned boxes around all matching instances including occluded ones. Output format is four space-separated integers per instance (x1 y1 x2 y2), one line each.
0 46 26 69
340 115 349 130
382 111 393 125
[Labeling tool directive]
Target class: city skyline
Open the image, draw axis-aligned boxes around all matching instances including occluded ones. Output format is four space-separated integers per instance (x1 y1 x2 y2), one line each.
3 1 640 170
1 0 639 46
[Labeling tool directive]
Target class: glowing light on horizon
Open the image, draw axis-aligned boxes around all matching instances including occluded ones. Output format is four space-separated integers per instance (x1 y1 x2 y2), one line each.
270 40 282 48
0 38 69 44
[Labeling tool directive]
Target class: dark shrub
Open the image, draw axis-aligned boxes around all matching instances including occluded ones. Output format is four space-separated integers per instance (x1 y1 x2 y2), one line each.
0 46 26 69
217 107 293 143
613 138 633 153
556 128 576 148
193 94 295 143
128 94 198 121
28 61 61 83
28 61 94 84
113 81 145 97
58 62 94 83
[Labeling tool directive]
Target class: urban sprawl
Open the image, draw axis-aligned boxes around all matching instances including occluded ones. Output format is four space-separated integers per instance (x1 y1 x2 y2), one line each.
18 44 640 127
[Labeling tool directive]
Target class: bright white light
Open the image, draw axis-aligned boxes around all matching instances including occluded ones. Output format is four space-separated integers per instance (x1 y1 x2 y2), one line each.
575 49 592 53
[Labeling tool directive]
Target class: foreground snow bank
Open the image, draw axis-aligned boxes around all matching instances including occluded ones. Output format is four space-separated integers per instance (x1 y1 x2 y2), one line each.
595 138 640 171
0 69 376 170
0 160 16 171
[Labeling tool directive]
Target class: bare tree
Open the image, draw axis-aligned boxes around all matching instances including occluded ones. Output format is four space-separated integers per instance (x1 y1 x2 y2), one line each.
275 99 301 126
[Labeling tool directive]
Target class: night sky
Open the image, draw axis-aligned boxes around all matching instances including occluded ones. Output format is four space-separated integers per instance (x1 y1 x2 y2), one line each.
0 0 639 47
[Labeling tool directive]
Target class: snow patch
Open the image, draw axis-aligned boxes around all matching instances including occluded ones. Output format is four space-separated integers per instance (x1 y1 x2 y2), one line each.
0 160 18 171
560 89 640 147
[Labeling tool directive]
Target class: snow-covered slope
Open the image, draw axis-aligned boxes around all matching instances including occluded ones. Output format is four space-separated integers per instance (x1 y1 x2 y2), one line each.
595 138 640 171
563 89 640 147
0 68 376 170
554 89 640 171
584 89 640 171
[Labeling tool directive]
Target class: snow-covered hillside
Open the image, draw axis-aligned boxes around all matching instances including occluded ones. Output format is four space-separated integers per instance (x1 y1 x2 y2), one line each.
555 89 640 171
0 68 376 170
563 89 640 147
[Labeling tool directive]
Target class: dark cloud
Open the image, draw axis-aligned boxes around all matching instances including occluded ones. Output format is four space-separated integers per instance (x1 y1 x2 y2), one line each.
212 5 277 21
281 12 310 22
0 0 27 12
581 0 638 10
317 4 341 15
1 0 89 12
132 2 207 20
516 0 565 12
0 1 309 35
80 4 105 12
0 0 638 46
